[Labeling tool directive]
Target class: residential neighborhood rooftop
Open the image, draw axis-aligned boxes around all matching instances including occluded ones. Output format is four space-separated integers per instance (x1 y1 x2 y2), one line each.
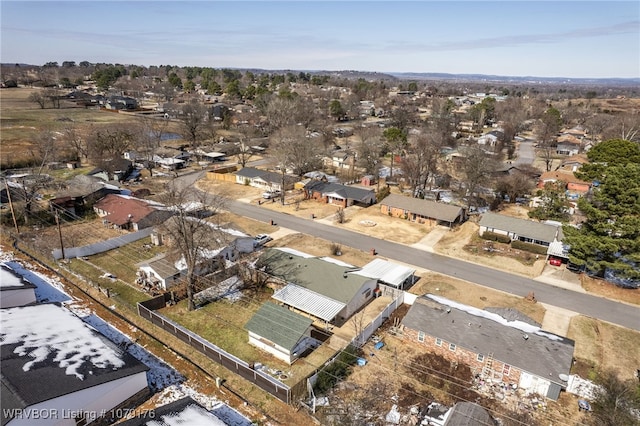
479 212 563 244
245 302 313 351
381 193 465 223
401 295 575 386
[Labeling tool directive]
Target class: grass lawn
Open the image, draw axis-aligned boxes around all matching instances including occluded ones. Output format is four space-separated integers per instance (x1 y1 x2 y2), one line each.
66 258 149 305
159 293 336 385
87 239 167 283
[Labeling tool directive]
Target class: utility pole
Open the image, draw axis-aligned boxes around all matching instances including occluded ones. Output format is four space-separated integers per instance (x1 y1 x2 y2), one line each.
4 180 20 234
55 209 65 260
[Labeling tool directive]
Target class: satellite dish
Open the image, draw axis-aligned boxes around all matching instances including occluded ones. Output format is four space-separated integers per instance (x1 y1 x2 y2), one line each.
559 374 569 382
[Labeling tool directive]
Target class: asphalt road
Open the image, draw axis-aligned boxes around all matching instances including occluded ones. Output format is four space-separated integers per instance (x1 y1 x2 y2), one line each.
228 200 640 331
514 139 536 166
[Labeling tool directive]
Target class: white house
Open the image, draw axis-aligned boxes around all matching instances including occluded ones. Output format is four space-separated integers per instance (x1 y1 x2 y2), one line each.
1 303 149 426
245 302 314 364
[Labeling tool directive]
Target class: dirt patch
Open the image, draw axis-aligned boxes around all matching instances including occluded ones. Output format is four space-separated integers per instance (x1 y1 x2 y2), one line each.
272 232 376 267
335 205 434 244
567 316 640 382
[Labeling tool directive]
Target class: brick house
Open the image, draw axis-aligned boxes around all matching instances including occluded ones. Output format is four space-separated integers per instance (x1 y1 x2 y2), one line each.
303 180 376 208
380 193 466 227
401 295 574 400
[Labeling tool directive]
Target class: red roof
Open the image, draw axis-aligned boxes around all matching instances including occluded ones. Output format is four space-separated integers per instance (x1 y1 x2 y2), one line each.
94 194 156 226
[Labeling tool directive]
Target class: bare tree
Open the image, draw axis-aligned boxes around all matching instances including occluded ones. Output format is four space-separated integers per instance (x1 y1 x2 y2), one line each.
383 127 408 180
235 128 255 168
354 127 383 176
61 123 87 163
602 111 640 142
28 91 47 109
86 124 134 165
534 107 562 171
157 181 228 311
137 115 169 177
402 131 443 197
458 144 498 209
180 100 207 155
494 171 535 204
588 369 640 426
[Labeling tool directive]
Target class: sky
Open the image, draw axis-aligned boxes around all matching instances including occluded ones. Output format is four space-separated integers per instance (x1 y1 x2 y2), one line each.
1 1 639 79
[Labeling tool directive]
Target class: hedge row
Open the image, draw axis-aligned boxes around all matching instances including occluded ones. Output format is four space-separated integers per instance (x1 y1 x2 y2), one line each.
511 240 549 255
480 231 512 244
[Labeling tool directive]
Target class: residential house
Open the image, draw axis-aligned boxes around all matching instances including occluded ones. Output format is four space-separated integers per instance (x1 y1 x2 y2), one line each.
245 302 314 364
0 180 26 205
137 257 182 291
234 167 297 192
88 158 134 182
94 194 173 231
380 194 466 227
556 134 582 156
138 224 256 291
557 155 588 173
304 180 376 208
256 248 378 326
477 130 503 147
401 295 575 400
0 264 36 309
1 303 149 426
105 95 138 110
479 212 564 249
49 175 127 216
325 150 355 171
537 170 591 200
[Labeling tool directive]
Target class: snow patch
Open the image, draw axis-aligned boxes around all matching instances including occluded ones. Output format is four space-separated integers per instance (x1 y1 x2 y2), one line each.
1 304 126 380
426 294 563 341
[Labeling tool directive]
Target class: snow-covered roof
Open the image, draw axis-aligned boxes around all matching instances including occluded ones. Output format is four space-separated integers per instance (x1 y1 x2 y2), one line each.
353 258 415 288
1 303 148 409
0 264 33 288
401 295 575 386
274 247 315 258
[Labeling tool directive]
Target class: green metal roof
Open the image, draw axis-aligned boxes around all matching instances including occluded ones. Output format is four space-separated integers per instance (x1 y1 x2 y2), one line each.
245 302 312 351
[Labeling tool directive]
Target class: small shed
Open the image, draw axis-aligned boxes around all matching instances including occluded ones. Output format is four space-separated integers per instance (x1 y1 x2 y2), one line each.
245 302 314 364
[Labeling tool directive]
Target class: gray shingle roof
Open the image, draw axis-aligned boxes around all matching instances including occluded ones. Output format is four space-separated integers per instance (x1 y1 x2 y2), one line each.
235 167 297 185
443 402 493 426
1 304 148 423
479 212 561 243
380 194 464 223
245 302 312 351
304 180 375 203
401 296 574 386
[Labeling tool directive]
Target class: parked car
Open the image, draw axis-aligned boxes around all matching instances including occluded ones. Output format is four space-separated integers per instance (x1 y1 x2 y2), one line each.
262 190 281 199
254 234 273 245
549 257 562 266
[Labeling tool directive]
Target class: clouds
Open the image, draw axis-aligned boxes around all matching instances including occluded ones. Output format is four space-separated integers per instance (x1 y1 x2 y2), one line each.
1 1 638 78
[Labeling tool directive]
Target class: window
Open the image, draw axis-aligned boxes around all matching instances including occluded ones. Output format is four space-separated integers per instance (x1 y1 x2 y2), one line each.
503 364 511 376
477 354 485 362
449 343 456 352
418 331 425 342
363 289 371 298
435 338 442 346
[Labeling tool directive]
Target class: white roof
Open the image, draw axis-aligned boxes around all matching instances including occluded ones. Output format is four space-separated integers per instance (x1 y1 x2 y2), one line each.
353 258 415 287
275 247 315 258
203 152 226 159
272 283 345 322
